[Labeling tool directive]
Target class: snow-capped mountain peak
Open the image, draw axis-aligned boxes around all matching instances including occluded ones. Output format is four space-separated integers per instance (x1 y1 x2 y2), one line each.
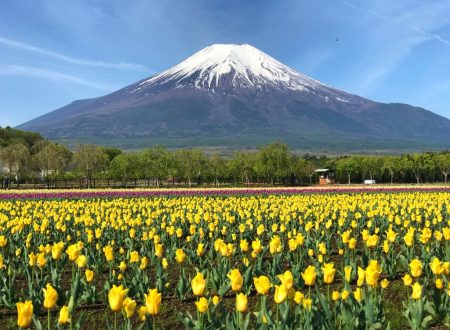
133 43 324 93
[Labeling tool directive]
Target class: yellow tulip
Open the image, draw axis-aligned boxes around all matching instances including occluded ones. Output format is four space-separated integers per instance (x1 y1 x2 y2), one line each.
277 270 293 289
138 306 147 321
175 249 185 263
381 279 389 289
123 297 137 318
409 259 423 278
66 244 81 262
162 258 169 270
103 246 114 262
212 295 220 306
236 293 248 312
332 291 340 301
76 255 87 268
191 273 206 296
411 282 422 300
16 300 33 329
322 263 336 284
154 243 164 258
58 306 70 325
85 269 94 282
294 291 304 304
341 290 350 301
403 274 413 286
195 297 209 313
365 260 382 287
274 284 288 304
301 265 316 286
130 251 140 263
52 242 65 260
43 283 58 309
197 243 205 256
145 288 162 315
429 258 443 275
119 261 127 272
254 275 272 295
37 252 47 268
435 278 443 289
228 269 243 292
344 265 352 283
354 288 362 302
108 285 129 312
302 298 312 311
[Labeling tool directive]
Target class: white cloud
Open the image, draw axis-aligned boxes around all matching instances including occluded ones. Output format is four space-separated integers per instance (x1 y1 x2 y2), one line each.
0 65 112 90
341 1 450 94
0 36 149 71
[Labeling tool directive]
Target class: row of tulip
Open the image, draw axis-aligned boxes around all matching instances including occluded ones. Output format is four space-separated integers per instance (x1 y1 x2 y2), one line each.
1 185 450 200
1 190 449 328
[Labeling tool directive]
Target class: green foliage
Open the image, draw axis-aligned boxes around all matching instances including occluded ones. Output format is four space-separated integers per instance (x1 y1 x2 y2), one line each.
0 127 43 148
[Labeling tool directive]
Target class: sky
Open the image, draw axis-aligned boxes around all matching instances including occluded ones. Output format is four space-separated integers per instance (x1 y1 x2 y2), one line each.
1 0 450 127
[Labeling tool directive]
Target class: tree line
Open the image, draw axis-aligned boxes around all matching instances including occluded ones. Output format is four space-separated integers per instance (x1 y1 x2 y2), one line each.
0 138 449 187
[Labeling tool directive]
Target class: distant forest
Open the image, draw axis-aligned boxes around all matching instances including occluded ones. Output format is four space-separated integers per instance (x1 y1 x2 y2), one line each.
0 127 449 187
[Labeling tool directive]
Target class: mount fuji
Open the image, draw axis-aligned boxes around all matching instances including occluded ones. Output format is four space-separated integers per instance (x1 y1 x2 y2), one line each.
18 44 450 151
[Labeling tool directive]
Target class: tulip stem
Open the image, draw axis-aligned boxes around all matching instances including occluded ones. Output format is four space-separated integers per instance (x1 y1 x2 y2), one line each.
114 312 117 330
48 309 51 330
152 316 156 330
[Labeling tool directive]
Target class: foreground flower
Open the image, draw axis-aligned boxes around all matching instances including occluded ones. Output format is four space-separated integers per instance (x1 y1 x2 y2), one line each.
228 269 243 292
254 275 272 295
85 269 94 282
365 260 382 287
236 293 248 312
409 259 423 278
108 285 129 312
302 298 312 311
58 306 70 325
103 245 114 262
274 284 288 304
278 270 294 289
43 283 58 309
322 263 336 284
429 258 443 275
403 274 413 286
175 249 185 263
411 282 422 300
66 244 81 262
145 288 162 315
191 273 206 296
302 265 317 286
123 297 137 318
195 297 209 313
16 301 33 329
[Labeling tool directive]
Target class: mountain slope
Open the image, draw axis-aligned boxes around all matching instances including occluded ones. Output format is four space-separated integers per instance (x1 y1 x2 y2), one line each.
18 44 450 151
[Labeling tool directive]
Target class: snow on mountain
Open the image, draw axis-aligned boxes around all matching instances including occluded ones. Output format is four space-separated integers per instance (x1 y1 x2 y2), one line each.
131 44 326 93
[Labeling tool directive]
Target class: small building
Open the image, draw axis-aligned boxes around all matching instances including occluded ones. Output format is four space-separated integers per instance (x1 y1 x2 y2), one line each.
315 169 335 185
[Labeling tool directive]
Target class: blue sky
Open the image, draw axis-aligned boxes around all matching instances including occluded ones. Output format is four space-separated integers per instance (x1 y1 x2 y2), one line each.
1 0 450 127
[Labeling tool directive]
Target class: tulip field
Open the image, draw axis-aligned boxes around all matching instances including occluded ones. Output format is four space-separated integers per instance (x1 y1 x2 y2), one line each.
0 187 449 329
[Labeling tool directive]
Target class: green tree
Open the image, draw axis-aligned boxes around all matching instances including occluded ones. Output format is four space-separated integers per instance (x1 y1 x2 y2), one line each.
257 141 291 184
175 149 205 187
208 154 226 186
403 153 434 184
0 143 30 183
336 156 361 184
140 145 170 187
72 144 109 186
434 153 450 183
382 156 402 184
361 156 383 181
228 152 257 184
109 153 141 186
32 141 70 180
